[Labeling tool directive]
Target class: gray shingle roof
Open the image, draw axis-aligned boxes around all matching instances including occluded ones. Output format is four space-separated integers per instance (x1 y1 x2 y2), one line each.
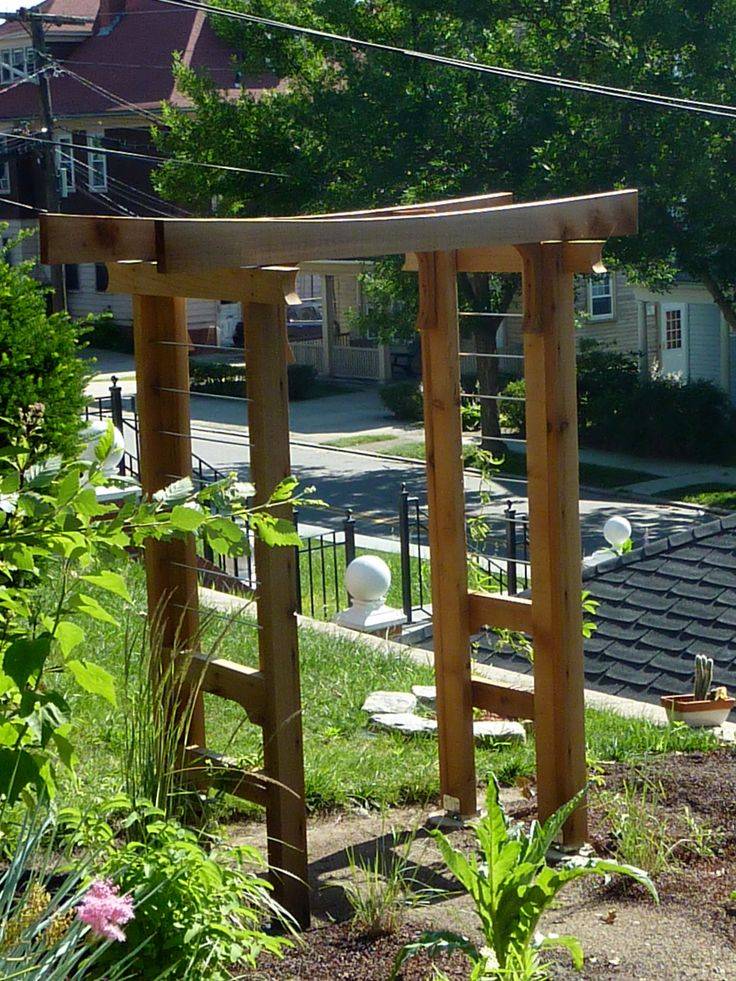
474 513 736 705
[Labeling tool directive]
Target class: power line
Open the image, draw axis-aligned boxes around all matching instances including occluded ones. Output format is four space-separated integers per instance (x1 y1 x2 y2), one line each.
57 65 165 125
154 0 736 120
0 194 45 212
0 129 287 177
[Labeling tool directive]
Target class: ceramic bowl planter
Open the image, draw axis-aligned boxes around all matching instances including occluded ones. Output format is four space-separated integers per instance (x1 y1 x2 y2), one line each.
661 693 735 728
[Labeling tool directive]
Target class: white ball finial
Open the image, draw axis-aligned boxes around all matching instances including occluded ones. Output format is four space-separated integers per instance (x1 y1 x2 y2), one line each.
603 515 632 548
80 419 125 475
345 555 391 605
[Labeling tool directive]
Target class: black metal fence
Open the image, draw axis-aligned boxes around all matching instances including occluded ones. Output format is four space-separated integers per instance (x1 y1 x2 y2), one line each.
88 378 530 624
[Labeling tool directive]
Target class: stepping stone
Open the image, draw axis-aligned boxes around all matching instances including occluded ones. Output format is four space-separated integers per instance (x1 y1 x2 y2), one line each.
412 685 437 709
473 720 527 744
362 691 417 715
369 712 437 735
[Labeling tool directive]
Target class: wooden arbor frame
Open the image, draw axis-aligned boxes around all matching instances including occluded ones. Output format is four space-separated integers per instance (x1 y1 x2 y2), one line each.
40 186 638 924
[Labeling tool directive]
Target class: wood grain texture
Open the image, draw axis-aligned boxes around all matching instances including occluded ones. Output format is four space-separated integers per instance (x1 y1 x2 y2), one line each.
467 592 534 634
187 655 265 727
132 293 205 746
244 299 310 928
405 241 605 274
471 678 535 720
417 250 477 818
520 243 588 846
107 261 298 304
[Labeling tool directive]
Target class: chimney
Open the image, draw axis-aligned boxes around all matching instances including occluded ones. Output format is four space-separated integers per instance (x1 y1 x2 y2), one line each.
96 0 126 31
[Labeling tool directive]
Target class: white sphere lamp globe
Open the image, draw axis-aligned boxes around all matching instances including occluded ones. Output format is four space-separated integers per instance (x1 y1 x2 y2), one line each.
80 418 125 475
345 555 391 607
603 515 632 549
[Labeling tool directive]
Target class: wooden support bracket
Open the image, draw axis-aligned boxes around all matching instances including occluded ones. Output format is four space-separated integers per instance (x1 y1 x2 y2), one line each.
183 747 269 808
106 261 299 305
471 677 535 720
467 592 534 635
187 654 266 727
405 241 605 275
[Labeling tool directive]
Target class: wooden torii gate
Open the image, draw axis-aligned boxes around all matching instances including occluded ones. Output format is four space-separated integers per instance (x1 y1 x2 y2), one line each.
40 186 637 925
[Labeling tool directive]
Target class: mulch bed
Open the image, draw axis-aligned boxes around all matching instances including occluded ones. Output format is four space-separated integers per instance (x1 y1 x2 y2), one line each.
253 748 736 980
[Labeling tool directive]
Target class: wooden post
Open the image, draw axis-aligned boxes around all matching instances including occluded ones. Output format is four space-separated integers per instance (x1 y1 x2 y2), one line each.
416 251 477 818
244 300 310 928
132 294 204 746
519 243 588 845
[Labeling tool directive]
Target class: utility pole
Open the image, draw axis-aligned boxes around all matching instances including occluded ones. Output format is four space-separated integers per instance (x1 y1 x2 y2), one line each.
0 9 93 311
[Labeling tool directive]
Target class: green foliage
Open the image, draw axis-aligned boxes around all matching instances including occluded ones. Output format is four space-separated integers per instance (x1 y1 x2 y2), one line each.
379 380 423 422
0 810 139 978
0 233 89 457
342 828 425 937
86 313 134 354
393 780 657 980
601 778 720 876
68 800 292 979
0 411 301 808
503 341 736 462
498 377 527 436
189 359 319 400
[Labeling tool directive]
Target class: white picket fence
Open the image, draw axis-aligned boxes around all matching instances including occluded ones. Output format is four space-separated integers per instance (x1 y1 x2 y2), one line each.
291 340 391 381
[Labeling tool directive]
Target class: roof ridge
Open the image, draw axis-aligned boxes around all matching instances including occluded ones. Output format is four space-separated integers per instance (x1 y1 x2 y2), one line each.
581 512 736 581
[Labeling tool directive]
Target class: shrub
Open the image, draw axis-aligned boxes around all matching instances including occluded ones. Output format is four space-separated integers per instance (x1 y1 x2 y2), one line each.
0 234 89 456
189 360 319 400
287 362 318 399
576 338 638 442
93 804 292 979
379 380 423 421
498 377 527 435
86 313 134 354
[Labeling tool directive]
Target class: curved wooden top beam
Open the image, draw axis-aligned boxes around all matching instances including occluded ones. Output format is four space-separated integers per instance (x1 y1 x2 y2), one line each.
39 189 636 269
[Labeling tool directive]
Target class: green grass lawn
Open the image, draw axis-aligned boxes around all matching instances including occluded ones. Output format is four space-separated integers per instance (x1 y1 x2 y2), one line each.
55 560 718 818
365 438 655 489
327 433 402 449
656 483 736 510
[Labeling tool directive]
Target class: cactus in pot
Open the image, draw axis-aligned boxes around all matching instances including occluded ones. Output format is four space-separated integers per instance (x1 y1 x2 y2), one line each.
693 653 714 701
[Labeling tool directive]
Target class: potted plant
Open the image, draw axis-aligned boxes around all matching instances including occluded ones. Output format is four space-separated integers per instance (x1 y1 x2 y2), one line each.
661 653 735 727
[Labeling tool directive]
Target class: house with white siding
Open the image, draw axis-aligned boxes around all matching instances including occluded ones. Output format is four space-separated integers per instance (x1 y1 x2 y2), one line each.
576 271 732 395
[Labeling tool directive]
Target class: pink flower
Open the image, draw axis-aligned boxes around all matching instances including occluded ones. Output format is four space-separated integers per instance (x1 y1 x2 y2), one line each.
77 879 135 943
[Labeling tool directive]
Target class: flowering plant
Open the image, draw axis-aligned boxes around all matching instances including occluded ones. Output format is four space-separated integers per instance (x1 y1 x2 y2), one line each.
77 879 135 943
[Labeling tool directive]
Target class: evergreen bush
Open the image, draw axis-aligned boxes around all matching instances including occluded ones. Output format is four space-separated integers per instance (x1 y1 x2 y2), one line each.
0 234 89 456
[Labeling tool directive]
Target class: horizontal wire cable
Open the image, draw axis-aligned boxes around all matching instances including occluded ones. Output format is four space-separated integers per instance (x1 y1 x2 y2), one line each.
172 560 260 585
155 0 736 120
155 341 245 352
156 385 251 403
0 129 287 178
460 392 525 402
171 601 262 629
0 194 46 212
459 311 524 318
459 351 525 360
467 434 528 446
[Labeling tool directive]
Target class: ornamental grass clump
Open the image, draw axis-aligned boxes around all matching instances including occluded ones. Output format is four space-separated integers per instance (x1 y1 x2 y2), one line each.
393 779 657 980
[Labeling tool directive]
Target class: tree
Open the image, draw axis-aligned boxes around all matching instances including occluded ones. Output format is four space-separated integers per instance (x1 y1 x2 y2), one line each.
0 233 89 456
154 0 736 439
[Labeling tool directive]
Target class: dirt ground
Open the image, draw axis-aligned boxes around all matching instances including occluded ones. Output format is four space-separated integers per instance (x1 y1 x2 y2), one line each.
240 749 736 980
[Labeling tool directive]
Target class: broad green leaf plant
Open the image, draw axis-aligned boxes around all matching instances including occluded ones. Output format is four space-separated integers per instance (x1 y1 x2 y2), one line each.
392 780 657 981
0 405 303 809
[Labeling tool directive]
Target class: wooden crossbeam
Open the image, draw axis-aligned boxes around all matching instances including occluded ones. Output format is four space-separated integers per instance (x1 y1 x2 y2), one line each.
155 190 636 270
40 190 636 268
187 654 265 727
468 592 534 634
471 677 535 720
404 241 605 274
106 261 299 305
183 747 268 808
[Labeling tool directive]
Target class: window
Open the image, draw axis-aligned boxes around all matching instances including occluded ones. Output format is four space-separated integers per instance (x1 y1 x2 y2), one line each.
55 134 75 196
0 46 35 84
664 308 683 350
0 137 10 195
95 263 108 292
587 272 614 320
87 133 107 191
64 264 80 292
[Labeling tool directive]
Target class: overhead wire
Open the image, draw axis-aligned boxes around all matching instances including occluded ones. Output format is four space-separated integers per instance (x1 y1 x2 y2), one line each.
154 0 736 120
